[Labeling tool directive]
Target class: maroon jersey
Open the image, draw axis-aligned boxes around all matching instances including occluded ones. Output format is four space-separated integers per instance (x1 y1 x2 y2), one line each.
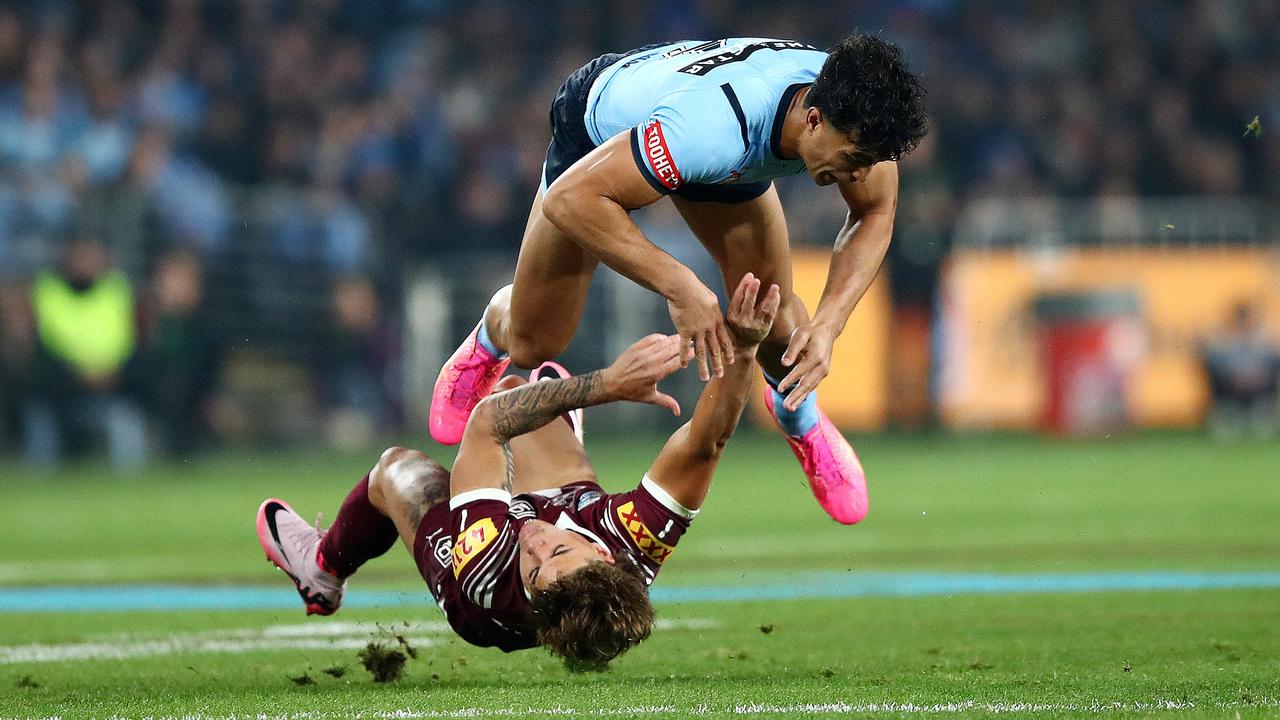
412 477 695 652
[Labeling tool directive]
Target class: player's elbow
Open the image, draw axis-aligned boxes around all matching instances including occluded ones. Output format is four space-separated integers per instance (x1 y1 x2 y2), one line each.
463 397 500 440
690 430 733 462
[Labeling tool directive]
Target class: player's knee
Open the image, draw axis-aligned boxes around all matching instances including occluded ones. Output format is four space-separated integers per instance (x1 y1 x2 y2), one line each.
507 332 560 370
487 284 513 316
368 446 429 509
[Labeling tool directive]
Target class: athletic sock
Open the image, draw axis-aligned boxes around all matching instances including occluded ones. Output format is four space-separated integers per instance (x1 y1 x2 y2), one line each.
763 371 820 437
316 475 398 579
476 320 507 358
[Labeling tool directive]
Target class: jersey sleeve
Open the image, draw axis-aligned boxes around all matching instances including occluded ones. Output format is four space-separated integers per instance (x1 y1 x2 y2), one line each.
630 90 747 193
602 476 698 583
448 488 519 610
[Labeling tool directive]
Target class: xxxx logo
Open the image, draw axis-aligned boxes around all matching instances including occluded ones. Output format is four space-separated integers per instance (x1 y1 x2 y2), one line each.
452 517 498 577
616 501 675 564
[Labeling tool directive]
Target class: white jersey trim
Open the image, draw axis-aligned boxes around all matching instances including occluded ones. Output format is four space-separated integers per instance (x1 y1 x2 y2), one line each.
641 475 699 519
450 488 513 510
555 511 610 549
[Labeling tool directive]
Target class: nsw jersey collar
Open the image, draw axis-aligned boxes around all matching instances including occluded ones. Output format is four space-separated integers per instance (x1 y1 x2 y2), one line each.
770 82 810 161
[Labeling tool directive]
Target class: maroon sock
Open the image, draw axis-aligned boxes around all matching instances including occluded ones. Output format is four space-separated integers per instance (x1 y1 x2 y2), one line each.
317 475 398 578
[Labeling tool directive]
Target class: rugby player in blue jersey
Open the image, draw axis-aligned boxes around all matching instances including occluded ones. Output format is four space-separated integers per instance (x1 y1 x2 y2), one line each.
431 35 927 525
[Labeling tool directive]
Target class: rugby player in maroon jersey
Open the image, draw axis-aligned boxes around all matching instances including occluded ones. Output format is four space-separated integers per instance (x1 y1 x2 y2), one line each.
257 274 779 668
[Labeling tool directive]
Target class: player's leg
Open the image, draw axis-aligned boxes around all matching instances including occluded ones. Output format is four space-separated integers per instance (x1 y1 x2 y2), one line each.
671 185 805 379
429 188 598 445
365 446 452 551
255 447 450 615
671 187 868 525
502 190 600 368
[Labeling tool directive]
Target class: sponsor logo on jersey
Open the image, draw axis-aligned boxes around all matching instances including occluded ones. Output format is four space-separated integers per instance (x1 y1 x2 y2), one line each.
509 499 536 520
433 535 453 568
643 121 682 190
615 501 675 564
452 517 498 577
577 491 603 511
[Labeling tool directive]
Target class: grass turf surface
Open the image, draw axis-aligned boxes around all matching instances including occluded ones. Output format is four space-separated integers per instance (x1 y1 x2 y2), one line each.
1 432 1278 717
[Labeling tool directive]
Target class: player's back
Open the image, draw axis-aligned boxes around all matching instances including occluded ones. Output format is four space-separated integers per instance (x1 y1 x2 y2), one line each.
584 38 828 187
587 39 821 134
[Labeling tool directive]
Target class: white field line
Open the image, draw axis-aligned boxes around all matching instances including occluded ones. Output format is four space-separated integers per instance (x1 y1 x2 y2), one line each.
0 618 718 665
10 698 1280 720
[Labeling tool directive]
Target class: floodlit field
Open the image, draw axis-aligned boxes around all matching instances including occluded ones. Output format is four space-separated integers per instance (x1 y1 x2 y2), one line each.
2 432 1278 718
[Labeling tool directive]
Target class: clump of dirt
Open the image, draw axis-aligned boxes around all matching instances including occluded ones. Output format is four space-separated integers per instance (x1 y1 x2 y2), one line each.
358 642 408 683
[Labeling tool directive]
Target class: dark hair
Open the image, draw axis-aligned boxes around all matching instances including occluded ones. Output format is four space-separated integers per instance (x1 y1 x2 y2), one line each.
806 34 928 162
529 557 654 671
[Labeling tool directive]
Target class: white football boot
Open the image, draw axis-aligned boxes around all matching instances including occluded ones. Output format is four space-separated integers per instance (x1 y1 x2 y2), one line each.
256 499 346 615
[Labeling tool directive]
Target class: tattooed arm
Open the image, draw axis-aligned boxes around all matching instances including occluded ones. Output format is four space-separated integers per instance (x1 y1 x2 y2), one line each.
448 334 688 498
485 370 609 444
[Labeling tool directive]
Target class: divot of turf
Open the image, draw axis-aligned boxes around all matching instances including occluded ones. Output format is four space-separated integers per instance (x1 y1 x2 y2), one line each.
358 641 407 683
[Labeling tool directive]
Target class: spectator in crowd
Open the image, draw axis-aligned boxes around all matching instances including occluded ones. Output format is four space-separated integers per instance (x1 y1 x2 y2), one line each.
24 236 147 469
0 277 35 451
1 1 1274 270
1201 302 1280 439
316 275 400 450
136 248 222 456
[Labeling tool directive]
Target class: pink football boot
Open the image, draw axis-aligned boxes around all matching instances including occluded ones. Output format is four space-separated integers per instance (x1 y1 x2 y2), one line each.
764 386 869 525
256 499 345 616
529 361 585 444
430 321 512 445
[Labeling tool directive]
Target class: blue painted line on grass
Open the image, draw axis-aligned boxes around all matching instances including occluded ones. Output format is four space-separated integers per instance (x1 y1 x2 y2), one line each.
2 571 1279 613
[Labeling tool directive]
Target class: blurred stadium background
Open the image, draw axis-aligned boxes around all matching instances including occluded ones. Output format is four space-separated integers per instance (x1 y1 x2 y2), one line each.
0 0 1277 466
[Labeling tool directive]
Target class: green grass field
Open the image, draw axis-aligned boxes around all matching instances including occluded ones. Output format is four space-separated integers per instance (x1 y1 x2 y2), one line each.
2 432 1279 718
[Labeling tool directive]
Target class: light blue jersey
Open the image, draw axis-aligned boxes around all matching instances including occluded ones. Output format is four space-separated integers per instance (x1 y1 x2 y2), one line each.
583 39 827 194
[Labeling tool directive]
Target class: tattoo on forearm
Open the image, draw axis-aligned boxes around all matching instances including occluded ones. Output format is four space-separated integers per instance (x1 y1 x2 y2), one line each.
489 370 606 442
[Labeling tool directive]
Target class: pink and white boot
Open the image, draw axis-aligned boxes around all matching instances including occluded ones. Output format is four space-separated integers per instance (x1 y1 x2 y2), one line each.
764 387 869 525
429 321 512 445
256 499 345 616
529 361 585 444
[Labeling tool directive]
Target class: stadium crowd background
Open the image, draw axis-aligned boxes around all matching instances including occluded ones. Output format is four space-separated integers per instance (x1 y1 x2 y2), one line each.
0 0 1278 467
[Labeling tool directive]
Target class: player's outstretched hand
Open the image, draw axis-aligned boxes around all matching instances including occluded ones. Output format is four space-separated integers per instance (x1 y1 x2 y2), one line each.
726 273 781 350
666 280 734 382
777 319 838 412
602 333 684 416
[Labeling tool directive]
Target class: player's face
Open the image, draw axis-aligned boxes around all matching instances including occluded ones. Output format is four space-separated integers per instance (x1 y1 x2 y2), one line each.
799 107 877 186
518 520 613 593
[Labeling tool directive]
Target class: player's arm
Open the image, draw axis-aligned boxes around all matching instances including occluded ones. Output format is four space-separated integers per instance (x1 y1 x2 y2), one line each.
449 334 686 498
542 129 734 382
776 161 898 410
645 274 780 510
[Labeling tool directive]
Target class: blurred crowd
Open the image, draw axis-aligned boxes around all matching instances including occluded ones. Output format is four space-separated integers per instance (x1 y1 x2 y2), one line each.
0 0 1277 464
